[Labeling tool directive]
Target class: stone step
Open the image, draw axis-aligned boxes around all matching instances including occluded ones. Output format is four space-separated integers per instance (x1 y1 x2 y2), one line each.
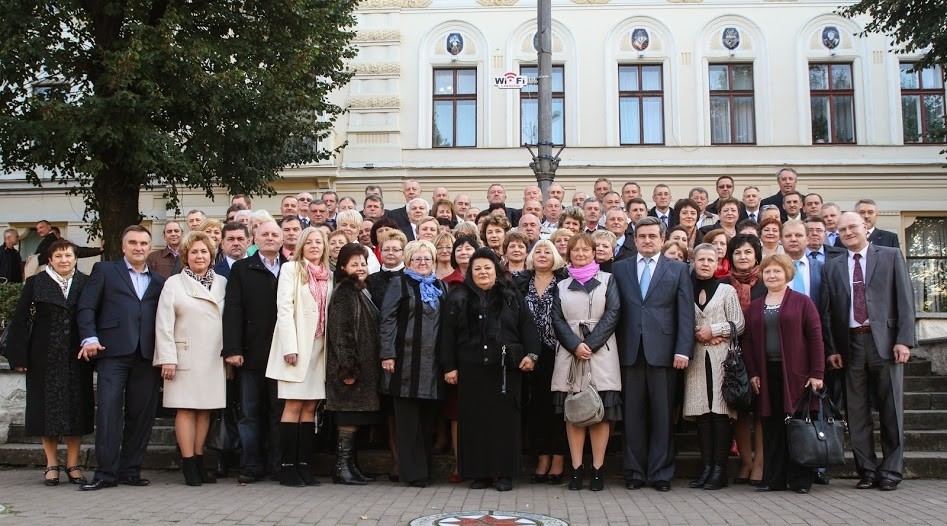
7 425 177 446
878 410 947 431
2 443 946 479
905 392 947 410
905 376 947 393
904 359 933 377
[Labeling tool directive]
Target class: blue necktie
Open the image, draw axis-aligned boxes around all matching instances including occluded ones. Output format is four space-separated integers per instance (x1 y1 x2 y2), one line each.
640 258 652 298
792 260 806 296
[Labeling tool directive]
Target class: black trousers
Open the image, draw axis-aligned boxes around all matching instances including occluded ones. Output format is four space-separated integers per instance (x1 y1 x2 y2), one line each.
761 362 813 491
236 369 284 477
93 352 161 483
622 352 678 483
393 397 440 484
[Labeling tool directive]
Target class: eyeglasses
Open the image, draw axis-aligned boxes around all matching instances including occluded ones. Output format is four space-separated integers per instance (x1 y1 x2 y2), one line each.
410 256 433 263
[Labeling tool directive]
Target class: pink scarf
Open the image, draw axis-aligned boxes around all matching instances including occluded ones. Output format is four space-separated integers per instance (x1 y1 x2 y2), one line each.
306 262 330 339
568 261 600 285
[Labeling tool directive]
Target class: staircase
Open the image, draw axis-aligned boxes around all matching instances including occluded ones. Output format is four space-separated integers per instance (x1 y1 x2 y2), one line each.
1 358 946 479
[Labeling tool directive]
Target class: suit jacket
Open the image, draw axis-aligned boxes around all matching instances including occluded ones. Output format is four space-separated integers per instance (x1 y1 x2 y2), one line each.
77 259 166 359
647 207 679 229
221 252 288 370
614 235 637 262
213 258 233 279
760 191 790 221
820 243 916 361
869 228 900 248
145 247 180 280
793 257 824 311
612 255 695 367
386 206 411 232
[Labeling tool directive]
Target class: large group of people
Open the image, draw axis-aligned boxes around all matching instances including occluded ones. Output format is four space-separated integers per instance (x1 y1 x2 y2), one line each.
2 168 916 496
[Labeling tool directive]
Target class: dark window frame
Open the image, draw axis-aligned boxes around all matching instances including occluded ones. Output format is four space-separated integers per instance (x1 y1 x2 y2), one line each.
432 67 477 148
708 63 756 145
809 62 856 145
618 64 665 146
899 62 946 144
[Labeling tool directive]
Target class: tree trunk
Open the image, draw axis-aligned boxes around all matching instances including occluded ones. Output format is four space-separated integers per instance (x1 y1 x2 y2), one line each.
93 167 143 261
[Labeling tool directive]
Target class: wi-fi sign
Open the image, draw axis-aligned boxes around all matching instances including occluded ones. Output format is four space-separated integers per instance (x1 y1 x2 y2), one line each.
493 71 528 90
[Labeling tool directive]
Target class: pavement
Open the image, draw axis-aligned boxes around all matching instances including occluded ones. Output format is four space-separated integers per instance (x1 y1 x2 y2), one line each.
0 469 945 525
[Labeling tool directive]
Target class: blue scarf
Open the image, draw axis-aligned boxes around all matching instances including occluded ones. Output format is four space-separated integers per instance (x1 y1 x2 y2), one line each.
404 268 442 309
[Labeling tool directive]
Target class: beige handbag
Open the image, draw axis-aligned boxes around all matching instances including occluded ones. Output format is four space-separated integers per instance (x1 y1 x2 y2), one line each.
563 357 604 427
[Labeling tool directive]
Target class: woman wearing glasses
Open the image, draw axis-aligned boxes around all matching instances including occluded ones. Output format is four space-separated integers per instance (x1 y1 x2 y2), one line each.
379 240 448 487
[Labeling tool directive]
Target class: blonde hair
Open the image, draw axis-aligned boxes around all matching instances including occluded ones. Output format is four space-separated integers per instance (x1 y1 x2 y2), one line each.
452 220 481 242
760 253 795 281
335 209 363 229
293 227 330 282
404 239 437 268
378 229 408 247
179 231 217 270
526 239 566 271
197 218 224 234
549 228 575 244
591 229 618 249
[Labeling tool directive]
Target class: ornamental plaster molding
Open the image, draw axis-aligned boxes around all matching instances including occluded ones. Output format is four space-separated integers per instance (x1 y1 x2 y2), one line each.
571 0 610 4
476 0 519 6
358 0 432 9
351 62 402 75
354 29 401 42
347 96 401 109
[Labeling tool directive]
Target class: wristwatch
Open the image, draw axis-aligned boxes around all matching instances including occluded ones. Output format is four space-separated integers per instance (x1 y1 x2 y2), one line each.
527 353 539 363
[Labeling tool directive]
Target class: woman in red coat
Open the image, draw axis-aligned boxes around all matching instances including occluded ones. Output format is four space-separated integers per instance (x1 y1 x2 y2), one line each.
743 254 824 494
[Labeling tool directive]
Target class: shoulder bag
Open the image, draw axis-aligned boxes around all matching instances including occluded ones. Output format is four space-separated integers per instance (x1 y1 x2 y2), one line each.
786 389 847 468
563 356 604 427
721 321 753 412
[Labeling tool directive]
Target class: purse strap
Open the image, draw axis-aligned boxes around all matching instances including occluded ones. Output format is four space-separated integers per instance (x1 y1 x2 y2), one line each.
727 321 739 353
567 356 595 393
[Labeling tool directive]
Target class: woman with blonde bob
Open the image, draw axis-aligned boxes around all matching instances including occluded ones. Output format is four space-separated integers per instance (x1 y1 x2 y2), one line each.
266 226 333 487
337 209 381 273
154 231 228 486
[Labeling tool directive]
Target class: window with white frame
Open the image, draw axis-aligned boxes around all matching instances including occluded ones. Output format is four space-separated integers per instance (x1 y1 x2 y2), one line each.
433 68 477 148
900 63 946 144
708 63 755 144
520 65 564 146
809 63 855 144
618 65 664 145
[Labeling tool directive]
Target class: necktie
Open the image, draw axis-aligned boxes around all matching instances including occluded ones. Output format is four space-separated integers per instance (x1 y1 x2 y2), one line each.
828 232 837 246
792 260 806 296
640 258 652 299
660 215 668 227
852 253 868 325
808 251 820 262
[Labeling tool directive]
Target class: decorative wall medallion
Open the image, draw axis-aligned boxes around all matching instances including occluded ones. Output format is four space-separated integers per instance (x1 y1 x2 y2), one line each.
446 33 464 55
822 26 840 50
632 28 650 51
722 27 740 50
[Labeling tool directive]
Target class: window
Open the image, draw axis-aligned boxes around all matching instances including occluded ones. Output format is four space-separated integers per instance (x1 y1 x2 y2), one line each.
433 68 477 147
708 64 755 144
809 63 855 144
900 63 946 144
618 65 664 145
520 65 564 146
907 217 946 313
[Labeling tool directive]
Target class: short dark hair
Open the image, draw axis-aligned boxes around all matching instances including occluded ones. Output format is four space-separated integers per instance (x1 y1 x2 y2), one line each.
736 218 761 235
364 194 384 207
47 239 77 259
226 204 246 216
333 243 369 282
465 247 506 285
784 191 804 201
450 235 480 269
222 221 250 239
635 216 665 237
804 215 827 227
625 197 648 212
122 225 152 241
369 216 399 246
727 233 763 266
716 175 734 186
279 216 301 228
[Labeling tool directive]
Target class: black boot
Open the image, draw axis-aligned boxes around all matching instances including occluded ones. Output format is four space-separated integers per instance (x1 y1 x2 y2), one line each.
279 423 305 487
333 429 367 485
297 422 320 486
690 415 714 488
350 443 375 482
704 415 731 490
568 465 585 491
195 455 217 484
589 467 605 491
181 456 201 487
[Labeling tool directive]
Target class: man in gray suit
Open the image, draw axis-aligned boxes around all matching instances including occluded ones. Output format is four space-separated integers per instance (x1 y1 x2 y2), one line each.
612 216 695 491
821 212 915 491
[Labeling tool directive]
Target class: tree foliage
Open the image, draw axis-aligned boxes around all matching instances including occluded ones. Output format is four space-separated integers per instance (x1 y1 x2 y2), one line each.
840 1 947 71
0 1 358 257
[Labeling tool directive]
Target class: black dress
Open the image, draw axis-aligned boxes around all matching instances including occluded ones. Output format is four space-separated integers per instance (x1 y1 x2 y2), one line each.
5 271 94 436
440 278 541 479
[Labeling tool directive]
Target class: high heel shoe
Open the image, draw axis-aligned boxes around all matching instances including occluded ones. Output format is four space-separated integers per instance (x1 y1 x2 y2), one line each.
568 465 584 491
589 467 605 491
66 465 87 485
530 472 549 484
43 465 62 486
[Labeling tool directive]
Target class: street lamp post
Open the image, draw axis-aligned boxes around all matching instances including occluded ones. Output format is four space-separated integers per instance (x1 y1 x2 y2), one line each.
529 0 561 201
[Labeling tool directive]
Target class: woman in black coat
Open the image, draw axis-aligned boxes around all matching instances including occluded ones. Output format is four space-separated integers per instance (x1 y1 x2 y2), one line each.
326 243 381 485
441 248 541 492
6 240 93 486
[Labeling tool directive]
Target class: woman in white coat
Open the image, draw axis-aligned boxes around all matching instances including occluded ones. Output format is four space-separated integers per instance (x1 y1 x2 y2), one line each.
266 226 333 487
154 231 227 486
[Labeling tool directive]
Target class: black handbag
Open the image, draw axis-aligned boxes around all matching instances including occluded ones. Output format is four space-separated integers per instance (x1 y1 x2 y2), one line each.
785 389 847 468
206 404 242 454
721 321 753 412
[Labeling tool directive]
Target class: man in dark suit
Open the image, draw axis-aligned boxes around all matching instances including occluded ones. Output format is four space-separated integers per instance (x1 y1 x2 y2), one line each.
222 221 288 483
855 199 900 248
705 175 735 215
803 216 845 262
821 212 915 491
782 220 823 306
386 179 423 235
760 167 798 221
605 208 636 261
647 184 678 229
362 194 386 222
613 216 695 492
214 222 250 279
76 225 166 490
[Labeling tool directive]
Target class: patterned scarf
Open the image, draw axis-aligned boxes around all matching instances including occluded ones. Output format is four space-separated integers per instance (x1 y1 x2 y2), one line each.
306 262 330 339
184 267 215 290
567 261 600 285
404 268 442 309
729 265 760 311
45 265 74 297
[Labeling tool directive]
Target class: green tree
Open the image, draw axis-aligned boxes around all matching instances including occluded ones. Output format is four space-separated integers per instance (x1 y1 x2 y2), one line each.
840 1 946 72
0 1 357 258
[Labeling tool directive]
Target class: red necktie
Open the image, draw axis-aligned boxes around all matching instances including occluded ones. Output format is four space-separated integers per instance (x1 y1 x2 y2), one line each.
853 253 868 325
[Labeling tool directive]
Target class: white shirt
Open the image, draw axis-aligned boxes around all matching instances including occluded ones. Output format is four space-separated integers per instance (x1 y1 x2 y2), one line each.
259 252 281 277
847 245 870 328
804 246 825 262
745 209 760 223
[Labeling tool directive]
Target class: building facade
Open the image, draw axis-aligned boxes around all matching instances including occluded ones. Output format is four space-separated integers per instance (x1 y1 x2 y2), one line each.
1 0 946 309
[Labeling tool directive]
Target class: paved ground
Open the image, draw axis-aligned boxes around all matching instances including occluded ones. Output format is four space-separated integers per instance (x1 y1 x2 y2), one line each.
0 469 945 525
